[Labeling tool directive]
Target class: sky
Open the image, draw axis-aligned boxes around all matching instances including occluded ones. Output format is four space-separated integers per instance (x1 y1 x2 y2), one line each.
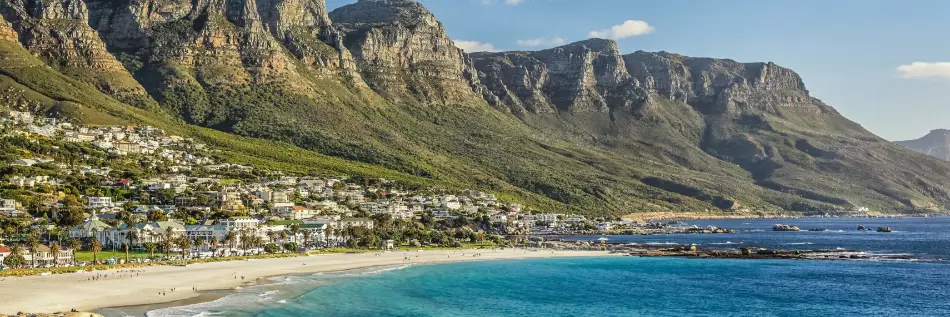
326 0 950 141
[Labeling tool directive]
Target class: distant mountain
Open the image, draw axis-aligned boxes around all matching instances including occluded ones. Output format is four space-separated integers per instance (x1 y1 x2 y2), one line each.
1 0 949 215
897 130 950 160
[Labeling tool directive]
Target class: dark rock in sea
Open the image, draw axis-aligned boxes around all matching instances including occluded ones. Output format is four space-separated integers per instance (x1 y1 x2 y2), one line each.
773 224 801 231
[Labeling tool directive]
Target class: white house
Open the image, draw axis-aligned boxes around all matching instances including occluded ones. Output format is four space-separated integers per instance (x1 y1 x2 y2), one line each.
279 206 316 220
0 199 16 214
86 197 113 209
338 218 375 229
490 214 508 223
221 216 260 229
24 244 73 267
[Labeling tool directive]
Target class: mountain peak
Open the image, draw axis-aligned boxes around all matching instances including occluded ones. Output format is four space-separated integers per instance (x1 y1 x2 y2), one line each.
558 38 619 50
331 0 432 25
896 129 950 160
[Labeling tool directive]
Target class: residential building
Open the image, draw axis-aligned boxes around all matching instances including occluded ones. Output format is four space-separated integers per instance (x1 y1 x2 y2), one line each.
338 218 374 229
221 216 260 229
25 244 73 266
86 197 113 209
279 206 316 220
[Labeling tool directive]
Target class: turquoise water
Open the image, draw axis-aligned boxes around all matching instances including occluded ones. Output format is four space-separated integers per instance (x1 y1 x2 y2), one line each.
135 257 950 316
98 218 950 316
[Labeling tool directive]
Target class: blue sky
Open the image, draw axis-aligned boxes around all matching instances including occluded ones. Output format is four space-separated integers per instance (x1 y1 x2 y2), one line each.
327 0 950 140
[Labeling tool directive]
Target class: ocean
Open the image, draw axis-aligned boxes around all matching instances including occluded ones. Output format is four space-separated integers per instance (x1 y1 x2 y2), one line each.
99 217 950 316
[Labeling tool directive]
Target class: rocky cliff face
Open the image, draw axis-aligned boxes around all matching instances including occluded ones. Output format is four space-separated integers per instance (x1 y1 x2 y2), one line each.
472 39 644 114
86 0 302 85
329 0 482 105
0 0 147 99
0 11 17 42
625 51 839 116
472 41 835 118
897 129 950 160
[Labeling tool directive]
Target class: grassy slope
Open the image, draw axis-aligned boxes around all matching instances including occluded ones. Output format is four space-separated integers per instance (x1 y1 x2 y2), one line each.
0 40 428 186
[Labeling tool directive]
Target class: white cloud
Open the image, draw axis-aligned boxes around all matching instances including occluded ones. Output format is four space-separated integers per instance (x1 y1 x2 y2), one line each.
588 20 654 39
454 40 496 52
896 62 950 79
516 37 568 48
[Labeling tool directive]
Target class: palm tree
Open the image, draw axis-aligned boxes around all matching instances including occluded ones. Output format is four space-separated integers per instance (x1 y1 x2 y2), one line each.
26 231 40 268
289 223 301 243
240 229 250 255
66 239 81 266
122 214 139 263
195 237 206 258
266 231 277 244
224 231 237 256
143 242 157 259
162 229 175 259
279 230 288 244
302 231 312 251
9 244 25 268
209 236 219 257
49 242 61 267
177 237 191 259
90 236 102 265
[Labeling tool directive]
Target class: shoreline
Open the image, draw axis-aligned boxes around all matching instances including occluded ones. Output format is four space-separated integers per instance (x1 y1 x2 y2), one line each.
98 260 483 316
0 249 613 314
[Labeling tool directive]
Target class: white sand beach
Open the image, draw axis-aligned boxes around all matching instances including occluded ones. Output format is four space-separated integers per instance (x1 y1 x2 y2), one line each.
0 249 611 314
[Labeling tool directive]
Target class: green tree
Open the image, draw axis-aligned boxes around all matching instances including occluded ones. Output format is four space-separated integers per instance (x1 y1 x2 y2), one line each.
209 236 219 257
177 237 191 259
49 242 61 267
147 210 168 221
3 245 26 268
302 230 312 250
195 237 206 256
143 242 157 259
162 228 176 258
224 231 238 255
26 231 40 268
58 195 86 227
90 234 102 264
121 214 139 263
66 239 82 266
283 242 299 253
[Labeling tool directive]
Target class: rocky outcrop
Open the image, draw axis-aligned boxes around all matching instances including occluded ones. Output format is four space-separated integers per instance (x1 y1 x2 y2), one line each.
897 129 950 160
0 12 17 42
624 51 837 116
329 0 482 104
472 39 644 114
0 0 146 98
472 40 834 117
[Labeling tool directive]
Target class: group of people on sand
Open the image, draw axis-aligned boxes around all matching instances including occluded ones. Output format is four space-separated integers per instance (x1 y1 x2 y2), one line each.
86 269 145 281
158 286 199 297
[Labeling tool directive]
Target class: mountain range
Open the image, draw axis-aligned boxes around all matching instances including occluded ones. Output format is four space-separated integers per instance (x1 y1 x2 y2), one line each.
897 130 950 161
1 0 948 216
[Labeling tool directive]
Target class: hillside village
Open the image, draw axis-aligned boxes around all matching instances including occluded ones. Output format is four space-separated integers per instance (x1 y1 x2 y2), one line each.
0 110 636 268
